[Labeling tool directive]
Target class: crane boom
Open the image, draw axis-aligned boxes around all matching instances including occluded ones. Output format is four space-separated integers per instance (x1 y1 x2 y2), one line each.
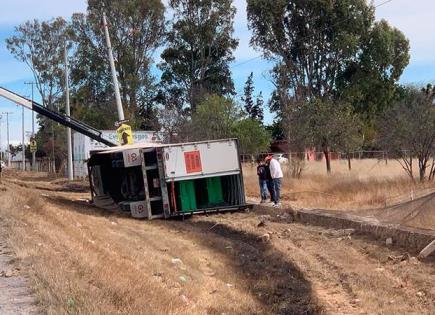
0 87 117 147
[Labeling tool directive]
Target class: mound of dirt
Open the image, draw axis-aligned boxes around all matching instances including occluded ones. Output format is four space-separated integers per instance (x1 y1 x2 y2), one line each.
362 193 435 231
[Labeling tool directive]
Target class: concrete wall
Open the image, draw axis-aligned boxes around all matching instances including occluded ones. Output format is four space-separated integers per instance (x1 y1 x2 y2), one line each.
254 204 435 255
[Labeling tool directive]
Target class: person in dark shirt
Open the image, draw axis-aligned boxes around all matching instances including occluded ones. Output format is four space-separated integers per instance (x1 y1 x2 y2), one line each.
265 155 275 203
256 159 268 203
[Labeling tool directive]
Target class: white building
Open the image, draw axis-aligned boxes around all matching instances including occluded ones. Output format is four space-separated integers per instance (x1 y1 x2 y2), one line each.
73 130 162 178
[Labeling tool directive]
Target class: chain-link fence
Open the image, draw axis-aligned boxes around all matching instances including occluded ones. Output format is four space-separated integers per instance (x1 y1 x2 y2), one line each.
241 150 392 163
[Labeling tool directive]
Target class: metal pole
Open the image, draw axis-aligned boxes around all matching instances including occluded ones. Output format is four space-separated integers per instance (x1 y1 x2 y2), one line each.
2 112 13 167
22 106 25 171
24 82 36 170
65 44 73 180
0 115 2 162
31 84 35 170
7 113 9 167
102 10 125 121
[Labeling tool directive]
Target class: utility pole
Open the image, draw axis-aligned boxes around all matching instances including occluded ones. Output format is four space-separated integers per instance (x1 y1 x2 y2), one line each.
2 112 13 167
24 81 36 171
102 10 125 122
0 115 2 162
21 105 25 171
64 44 73 180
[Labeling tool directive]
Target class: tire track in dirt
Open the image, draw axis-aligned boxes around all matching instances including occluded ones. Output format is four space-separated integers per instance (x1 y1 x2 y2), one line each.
198 212 435 315
44 193 320 314
38 188 435 314
198 214 359 314
2 176 434 314
1 182 265 314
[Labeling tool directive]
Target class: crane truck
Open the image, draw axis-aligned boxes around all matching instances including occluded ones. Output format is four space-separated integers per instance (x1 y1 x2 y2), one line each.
0 87 249 219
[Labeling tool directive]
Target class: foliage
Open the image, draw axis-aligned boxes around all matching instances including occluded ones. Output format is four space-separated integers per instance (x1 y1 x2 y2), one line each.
247 0 409 123
8 144 22 159
233 119 270 155
377 87 435 182
33 120 68 171
247 0 374 100
158 106 189 143
254 92 265 123
188 94 270 155
338 19 410 122
159 0 238 112
242 73 255 118
71 0 165 128
241 72 264 123
265 120 285 141
6 18 71 171
284 99 362 173
189 94 241 141
6 17 69 109
71 97 118 130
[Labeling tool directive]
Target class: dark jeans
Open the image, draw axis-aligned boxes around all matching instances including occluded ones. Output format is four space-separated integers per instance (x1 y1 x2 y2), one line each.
259 179 268 200
273 178 282 204
267 180 274 202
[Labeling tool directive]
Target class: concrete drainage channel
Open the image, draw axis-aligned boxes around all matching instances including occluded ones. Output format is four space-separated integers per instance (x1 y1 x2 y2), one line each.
253 204 435 259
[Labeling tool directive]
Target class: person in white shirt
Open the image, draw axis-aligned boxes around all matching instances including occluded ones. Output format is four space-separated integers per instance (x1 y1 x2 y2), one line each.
268 155 283 207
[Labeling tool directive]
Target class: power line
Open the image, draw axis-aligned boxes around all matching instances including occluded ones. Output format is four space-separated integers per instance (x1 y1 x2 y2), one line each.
376 0 394 8
231 55 263 69
230 0 395 69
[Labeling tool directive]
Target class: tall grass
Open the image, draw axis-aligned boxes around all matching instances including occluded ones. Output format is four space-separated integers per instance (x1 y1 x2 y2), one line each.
244 159 435 210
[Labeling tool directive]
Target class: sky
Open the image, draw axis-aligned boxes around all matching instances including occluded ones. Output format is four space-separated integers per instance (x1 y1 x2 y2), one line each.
0 0 434 148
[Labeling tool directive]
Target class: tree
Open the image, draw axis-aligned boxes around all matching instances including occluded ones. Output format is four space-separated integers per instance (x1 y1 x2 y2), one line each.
242 72 255 117
241 72 264 123
71 97 118 130
266 120 285 141
7 18 70 172
234 119 270 156
189 95 271 155
189 95 241 141
157 105 190 143
35 121 67 171
8 144 22 160
247 0 409 119
338 20 410 122
254 92 265 123
284 99 362 173
378 87 435 182
71 0 165 128
248 0 374 101
6 18 68 109
159 0 238 112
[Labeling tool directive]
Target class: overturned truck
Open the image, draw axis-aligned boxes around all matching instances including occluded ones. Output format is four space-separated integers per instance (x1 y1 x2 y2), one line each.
88 139 248 219
0 88 248 220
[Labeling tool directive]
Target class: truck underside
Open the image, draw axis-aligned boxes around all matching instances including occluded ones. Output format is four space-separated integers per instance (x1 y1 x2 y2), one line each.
0 88 249 220
88 140 248 220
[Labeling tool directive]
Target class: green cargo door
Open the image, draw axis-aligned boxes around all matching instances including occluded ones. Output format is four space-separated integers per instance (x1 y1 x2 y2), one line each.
179 180 197 212
206 177 224 205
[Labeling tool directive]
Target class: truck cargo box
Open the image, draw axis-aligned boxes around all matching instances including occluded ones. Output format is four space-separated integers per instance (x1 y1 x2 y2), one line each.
88 139 248 219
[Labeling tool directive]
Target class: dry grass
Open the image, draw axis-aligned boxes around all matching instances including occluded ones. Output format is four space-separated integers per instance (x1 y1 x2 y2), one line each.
0 171 434 314
0 173 315 315
244 159 435 210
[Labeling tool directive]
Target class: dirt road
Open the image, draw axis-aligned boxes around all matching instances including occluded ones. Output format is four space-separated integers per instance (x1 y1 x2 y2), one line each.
0 213 39 314
0 172 434 314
